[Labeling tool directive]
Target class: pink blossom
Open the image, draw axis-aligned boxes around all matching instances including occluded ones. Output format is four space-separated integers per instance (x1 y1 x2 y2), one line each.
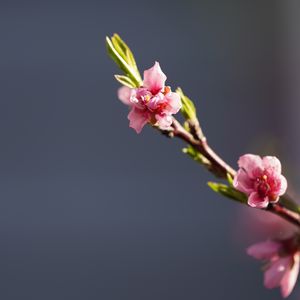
118 62 181 133
247 238 300 297
233 154 287 208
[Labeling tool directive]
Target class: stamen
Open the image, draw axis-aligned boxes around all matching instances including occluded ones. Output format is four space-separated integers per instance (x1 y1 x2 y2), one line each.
164 86 171 95
144 95 151 102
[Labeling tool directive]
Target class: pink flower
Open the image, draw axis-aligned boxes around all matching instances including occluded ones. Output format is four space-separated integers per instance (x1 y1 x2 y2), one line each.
118 62 182 133
233 154 287 208
247 238 300 297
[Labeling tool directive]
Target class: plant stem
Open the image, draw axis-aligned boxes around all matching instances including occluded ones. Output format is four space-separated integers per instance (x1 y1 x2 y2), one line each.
171 118 236 178
267 203 300 227
170 118 300 228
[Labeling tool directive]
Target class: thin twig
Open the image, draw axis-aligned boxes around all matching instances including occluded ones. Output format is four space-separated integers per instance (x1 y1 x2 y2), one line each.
171 118 236 178
170 117 300 228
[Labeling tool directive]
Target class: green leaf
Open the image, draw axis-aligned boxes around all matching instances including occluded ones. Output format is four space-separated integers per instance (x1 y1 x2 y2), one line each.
227 173 234 186
111 34 138 72
114 75 136 88
207 182 247 204
111 34 128 63
106 34 142 87
183 145 211 167
176 87 197 120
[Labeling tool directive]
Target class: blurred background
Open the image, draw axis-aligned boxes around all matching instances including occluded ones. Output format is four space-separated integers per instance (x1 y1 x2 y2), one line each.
1 0 300 299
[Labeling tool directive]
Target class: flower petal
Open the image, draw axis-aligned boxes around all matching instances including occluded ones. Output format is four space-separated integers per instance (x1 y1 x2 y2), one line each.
263 156 282 174
155 114 172 130
238 154 263 178
233 169 254 194
164 92 182 114
264 257 292 289
247 240 282 260
280 252 300 298
278 175 288 196
127 107 149 134
146 93 165 111
248 192 269 208
143 62 166 94
118 86 132 106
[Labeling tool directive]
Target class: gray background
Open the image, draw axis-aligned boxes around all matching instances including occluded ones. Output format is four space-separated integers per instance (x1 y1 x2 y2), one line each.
1 0 299 299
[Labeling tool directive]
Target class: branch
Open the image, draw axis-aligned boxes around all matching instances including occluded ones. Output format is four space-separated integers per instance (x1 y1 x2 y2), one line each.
171 118 236 178
170 118 300 228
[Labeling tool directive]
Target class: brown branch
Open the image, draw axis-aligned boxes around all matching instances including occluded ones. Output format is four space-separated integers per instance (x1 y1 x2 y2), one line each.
170 117 300 228
171 118 236 178
267 203 300 227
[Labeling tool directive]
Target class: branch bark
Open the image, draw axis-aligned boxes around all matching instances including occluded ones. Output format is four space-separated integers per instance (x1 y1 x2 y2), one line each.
170 117 300 228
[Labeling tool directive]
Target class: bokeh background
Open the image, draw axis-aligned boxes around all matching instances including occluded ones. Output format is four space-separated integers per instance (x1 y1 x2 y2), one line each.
1 0 300 299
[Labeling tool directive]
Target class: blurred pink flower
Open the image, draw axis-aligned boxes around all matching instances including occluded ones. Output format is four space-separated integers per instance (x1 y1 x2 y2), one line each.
233 154 287 208
234 207 294 244
118 62 181 133
248 238 300 297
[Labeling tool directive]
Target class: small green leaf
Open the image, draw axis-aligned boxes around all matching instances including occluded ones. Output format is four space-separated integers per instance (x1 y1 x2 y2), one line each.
183 145 211 166
111 34 138 72
227 173 234 186
111 35 128 63
176 87 197 120
106 34 142 87
207 181 247 204
114 75 136 88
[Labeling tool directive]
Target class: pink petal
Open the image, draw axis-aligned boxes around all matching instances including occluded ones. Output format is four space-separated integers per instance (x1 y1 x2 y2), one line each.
155 114 173 130
146 93 165 111
248 192 269 208
233 169 254 194
134 87 151 100
118 86 132 106
278 175 288 196
263 156 282 174
127 107 149 134
131 88 151 109
280 252 300 298
164 92 182 114
264 257 292 289
247 240 282 260
238 154 263 178
143 62 166 94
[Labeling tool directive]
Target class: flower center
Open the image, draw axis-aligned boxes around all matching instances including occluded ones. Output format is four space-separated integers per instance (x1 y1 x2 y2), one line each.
157 102 168 111
144 94 151 103
256 174 270 197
